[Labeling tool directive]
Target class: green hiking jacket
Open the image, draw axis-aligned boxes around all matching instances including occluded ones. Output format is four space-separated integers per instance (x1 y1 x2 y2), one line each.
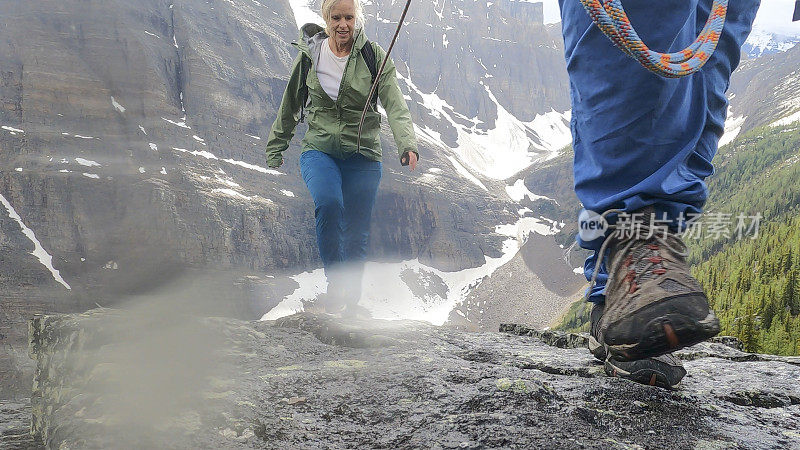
265 24 418 168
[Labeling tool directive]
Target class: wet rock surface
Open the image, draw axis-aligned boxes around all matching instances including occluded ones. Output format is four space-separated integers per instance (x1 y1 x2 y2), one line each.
24 310 800 449
0 400 41 450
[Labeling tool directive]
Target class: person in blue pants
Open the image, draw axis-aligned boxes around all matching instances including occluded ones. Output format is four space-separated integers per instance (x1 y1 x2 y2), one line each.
266 0 419 317
558 0 760 387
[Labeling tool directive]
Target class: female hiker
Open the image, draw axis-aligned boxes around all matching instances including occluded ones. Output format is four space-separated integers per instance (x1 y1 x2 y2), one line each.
265 0 418 317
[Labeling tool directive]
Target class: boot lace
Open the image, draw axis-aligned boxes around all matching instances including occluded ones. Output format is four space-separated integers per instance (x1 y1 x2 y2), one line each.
583 209 689 302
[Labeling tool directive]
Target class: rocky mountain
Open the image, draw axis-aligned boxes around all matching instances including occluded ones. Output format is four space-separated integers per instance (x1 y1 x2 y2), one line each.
723 36 800 144
358 0 572 181
742 28 800 58
742 0 800 57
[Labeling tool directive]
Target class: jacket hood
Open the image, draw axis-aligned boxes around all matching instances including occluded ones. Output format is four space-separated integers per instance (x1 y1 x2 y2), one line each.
295 23 369 61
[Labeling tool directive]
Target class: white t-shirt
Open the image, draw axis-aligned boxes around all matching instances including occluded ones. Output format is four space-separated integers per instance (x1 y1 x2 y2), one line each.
316 38 349 102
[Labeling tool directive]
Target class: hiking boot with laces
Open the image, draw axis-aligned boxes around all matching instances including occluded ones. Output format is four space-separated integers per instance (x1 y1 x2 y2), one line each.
598 208 720 361
590 302 687 388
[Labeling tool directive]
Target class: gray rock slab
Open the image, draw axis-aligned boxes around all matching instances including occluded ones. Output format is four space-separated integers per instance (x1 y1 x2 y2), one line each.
26 310 800 449
0 400 42 449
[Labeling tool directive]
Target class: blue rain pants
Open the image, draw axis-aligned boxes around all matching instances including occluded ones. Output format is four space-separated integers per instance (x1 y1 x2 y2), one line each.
300 150 382 302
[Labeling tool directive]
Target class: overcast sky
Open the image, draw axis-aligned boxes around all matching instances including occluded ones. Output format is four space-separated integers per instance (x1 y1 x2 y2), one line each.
540 0 800 37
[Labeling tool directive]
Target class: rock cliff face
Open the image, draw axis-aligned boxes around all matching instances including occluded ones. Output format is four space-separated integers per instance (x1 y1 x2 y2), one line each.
0 0 557 295
360 0 569 121
725 40 800 138
355 0 572 181
22 310 800 449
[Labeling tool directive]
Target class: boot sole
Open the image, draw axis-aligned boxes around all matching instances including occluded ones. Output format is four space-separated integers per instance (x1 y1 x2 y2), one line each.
588 335 606 361
606 310 720 361
604 357 687 389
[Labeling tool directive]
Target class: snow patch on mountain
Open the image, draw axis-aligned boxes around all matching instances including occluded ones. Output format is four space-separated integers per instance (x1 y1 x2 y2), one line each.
222 158 284 176
288 0 324 28
398 72 571 181
505 179 555 203
212 188 251 201
449 84 548 180
262 215 559 325
162 117 191 129
0 194 71 290
446 155 487 191
2 125 24 133
75 158 101 167
769 71 800 127
526 109 572 152
770 109 800 127
745 1 800 57
111 96 126 113
720 106 746 148
172 147 284 176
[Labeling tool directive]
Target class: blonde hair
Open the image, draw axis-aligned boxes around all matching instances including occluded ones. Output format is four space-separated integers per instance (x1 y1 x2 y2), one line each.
321 0 365 36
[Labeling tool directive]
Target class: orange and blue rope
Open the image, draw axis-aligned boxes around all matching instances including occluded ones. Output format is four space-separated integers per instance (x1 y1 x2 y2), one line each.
580 0 728 78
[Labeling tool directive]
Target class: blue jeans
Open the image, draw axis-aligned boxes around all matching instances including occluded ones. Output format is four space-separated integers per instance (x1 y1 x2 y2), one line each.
300 150 382 301
558 0 760 302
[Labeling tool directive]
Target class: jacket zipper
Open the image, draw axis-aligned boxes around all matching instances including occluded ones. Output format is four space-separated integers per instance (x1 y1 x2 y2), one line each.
335 43 358 156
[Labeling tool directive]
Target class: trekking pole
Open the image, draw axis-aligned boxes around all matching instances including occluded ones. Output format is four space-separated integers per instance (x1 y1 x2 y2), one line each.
356 0 412 156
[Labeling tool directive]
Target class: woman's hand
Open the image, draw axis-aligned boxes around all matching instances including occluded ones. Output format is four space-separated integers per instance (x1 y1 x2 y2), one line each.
407 152 417 171
402 152 418 171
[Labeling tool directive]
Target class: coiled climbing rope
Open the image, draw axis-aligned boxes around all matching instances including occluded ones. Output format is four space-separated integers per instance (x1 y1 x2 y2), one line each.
579 0 728 78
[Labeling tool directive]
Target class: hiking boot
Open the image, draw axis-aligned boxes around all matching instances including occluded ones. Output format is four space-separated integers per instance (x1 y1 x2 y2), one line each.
588 302 607 361
599 207 720 361
605 353 687 388
591 302 687 388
